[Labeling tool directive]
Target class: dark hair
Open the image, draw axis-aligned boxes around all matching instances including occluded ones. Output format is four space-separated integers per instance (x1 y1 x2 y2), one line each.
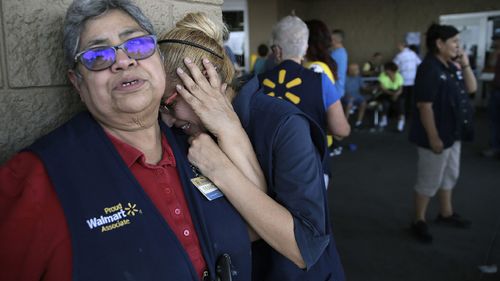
384 62 398 72
257 44 269 57
425 23 459 54
305 19 338 80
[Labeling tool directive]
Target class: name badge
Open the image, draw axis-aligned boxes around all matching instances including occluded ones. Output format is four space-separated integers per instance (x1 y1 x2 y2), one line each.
191 176 224 201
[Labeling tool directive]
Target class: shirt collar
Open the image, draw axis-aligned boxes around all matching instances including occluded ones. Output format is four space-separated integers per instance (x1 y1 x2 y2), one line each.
106 131 176 168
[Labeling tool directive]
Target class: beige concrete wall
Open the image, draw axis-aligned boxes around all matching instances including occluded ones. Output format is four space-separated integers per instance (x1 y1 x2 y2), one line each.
247 0 500 67
248 0 277 55
0 0 223 164
248 0 308 58
299 0 500 65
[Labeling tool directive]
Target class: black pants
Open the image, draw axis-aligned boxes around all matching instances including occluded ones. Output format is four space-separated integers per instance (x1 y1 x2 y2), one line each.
402 85 414 120
377 93 405 117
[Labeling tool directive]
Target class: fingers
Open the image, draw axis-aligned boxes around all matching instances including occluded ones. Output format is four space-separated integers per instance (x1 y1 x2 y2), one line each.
175 84 202 110
176 67 201 101
202 58 221 88
182 57 211 93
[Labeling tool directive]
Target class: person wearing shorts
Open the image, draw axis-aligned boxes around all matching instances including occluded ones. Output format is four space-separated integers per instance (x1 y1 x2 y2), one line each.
409 23 477 243
342 63 367 127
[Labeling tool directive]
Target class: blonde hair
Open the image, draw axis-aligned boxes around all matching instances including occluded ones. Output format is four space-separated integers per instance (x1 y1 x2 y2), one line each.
158 12 235 92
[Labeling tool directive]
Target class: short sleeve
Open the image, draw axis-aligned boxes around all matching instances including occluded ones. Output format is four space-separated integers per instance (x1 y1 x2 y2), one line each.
273 115 330 269
414 63 439 102
321 73 342 109
378 73 390 89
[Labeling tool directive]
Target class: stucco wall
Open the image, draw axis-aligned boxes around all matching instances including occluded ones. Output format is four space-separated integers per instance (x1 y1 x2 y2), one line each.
247 0 500 66
0 0 223 164
298 0 500 65
248 0 278 55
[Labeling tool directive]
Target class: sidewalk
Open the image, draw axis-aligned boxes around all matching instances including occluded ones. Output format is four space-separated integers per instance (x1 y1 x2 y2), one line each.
328 111 500 281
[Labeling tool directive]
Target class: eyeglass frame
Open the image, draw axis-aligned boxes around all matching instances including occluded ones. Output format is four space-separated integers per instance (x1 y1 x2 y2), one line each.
73 34 158 71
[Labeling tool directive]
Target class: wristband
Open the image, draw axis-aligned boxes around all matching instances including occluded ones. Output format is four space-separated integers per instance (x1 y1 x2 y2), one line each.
462 64 470 69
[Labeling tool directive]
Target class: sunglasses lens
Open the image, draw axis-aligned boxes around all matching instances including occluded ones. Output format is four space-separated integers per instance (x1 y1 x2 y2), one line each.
123 36 156 60
81 47 116 70
77 35 156 71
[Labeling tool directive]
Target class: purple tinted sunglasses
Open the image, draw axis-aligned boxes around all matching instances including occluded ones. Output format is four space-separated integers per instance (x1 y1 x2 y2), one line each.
74 35 157 71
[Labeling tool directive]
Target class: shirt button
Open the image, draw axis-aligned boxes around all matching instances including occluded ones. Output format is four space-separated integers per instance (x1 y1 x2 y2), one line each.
174 208 181 215
183 229 190 236
164 188 171 194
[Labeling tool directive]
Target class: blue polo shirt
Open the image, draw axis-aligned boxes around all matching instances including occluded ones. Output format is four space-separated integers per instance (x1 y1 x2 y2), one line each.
409 54 465 149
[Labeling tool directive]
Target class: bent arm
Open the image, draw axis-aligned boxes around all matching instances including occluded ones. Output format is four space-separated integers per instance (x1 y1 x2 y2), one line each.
322 74 350 138
327 100 351 138
461 66 477 94
187 133 306 268
456 50 477 93
188 115 330 269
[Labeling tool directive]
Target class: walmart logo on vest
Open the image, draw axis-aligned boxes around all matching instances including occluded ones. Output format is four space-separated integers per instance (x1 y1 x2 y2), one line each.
263 69 302 104
86 202 142 233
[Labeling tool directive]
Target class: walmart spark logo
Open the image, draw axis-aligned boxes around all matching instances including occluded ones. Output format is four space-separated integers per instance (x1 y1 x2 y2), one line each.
86 202 142 233
263 69 302 104
125 203 139 216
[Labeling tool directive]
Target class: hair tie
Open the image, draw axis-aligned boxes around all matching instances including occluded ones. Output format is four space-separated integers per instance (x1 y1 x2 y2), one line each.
158 39 223 59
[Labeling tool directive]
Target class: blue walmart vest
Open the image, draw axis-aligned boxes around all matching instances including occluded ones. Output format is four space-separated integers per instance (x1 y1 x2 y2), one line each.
28 111 251 281
234 77 345 281
258 60 327 137
259 60 331 177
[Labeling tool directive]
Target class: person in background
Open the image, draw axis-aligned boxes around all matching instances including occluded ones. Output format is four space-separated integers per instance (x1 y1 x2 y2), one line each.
377 62 405 131
263 44 279 72
158 12 345 281
394 41 422 120
304 19 348 157
330 29 348 97
259 15 350 186
343 63 367 128
362 52 383 76
481 34 500 159
304 19 338 84
0 1 252 280
252 43 269 75
409 23 477 243
223 30 241 76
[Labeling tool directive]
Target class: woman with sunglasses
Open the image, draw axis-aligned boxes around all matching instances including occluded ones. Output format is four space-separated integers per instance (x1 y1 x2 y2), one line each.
158 13 345 281
0 1 252 281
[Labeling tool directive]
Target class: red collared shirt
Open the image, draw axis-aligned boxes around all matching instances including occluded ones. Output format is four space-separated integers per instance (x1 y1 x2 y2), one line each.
0 133 206 280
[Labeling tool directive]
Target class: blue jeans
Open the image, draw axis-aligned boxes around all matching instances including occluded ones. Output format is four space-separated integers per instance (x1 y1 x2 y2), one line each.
489 88 500 150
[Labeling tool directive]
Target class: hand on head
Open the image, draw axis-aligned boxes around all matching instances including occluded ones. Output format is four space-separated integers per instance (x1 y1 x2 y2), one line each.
167 57 241 138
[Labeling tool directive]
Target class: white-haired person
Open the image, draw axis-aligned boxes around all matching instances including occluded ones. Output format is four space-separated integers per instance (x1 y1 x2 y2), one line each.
259 16 350 187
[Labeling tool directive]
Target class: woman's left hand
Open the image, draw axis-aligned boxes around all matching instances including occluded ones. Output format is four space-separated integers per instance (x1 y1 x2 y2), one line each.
175 58 242 138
